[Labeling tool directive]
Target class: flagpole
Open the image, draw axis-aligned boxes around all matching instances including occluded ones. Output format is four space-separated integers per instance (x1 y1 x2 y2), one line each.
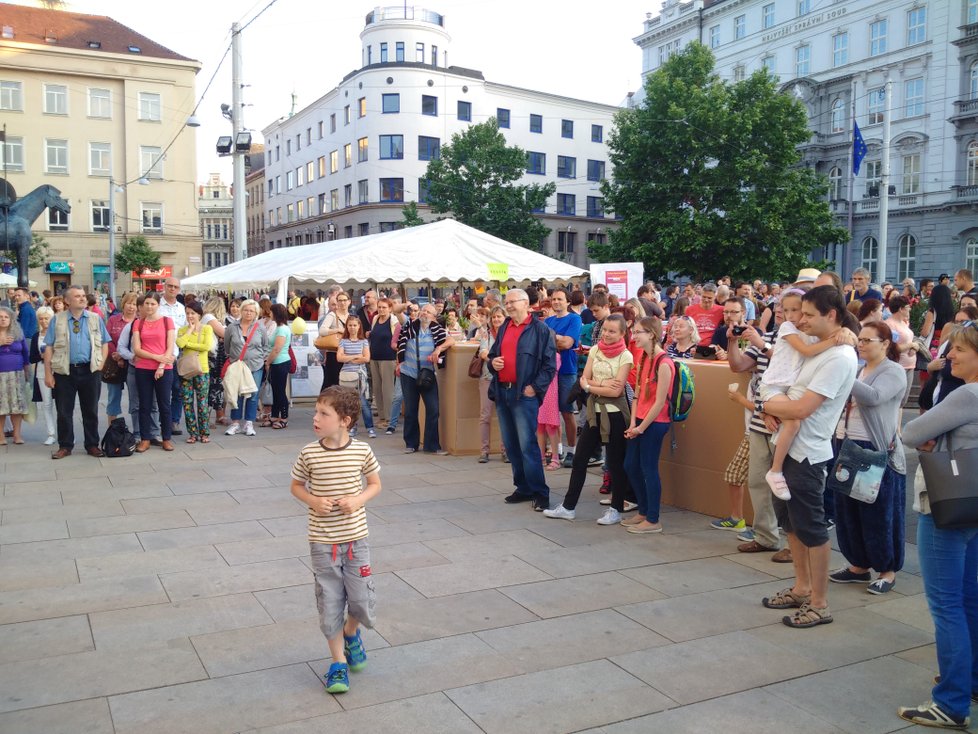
878 79 892 285
846 81 856 276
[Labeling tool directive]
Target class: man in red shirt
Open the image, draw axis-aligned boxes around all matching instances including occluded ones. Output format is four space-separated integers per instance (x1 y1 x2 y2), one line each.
684 283 723 346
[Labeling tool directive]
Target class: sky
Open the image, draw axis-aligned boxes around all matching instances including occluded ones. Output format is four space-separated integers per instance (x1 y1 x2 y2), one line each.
32 0 658 182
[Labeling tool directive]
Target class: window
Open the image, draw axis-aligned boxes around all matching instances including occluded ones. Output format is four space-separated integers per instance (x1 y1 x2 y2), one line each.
529 114 542 133
297 199 305 219
905 78 924 117
709 25 720 49
557 156 576 179
286 140 291 156
379 135 404 159
902 153 921 194
970 0 978 23
833 32 848 67
380 42 388 63
968 141 978 186
138 92 161 121
318 155 326 178
344 144 352 168
366 45 372 65
358 223 370 237
586 197 604 218
286 204 294 223
380 178 404 202
795 45 810 76
275 176 281 194
870 19 887 56
286 170 294 190
417 177 432 204
458 100 472 121
358 179 369 204
91 200 110 232
866 158 882 193
344 184 352 208
587 160 605 181
861 236 878 282
318 121 324 139
591 124 603 143
734 15 745 39
898 233 917 280
44 84 67 114
141 203 163 233
762 3 775 29
658 40 680 65
432 45 438 66
0 80 23 111
137 146 162 179
797 0 811 15
868 87 885 124
972 62 978 100
48 208 68 231
382 93 399 113
557 193 576 216
358 97 366 118
526 151 546 175
762 54 776 72
308 160 316 181
557 231 576 254
418 135 440 161
308 196 315 216
733 65 746 82
344 105 351 125
828 167 843 200
358 137 368 162
45 139 68 174
831 99 845 133
88 88 111 118
416 42 425 63
330 189 339 212
561 119 574 138
330 150 339 173
395 42 405 62
330 113 337 133
296 166 304 187
422 95 437 116
306 128 311 146
497 108 510 128
89 142 111 176
587 232 607 246
907 7 926 45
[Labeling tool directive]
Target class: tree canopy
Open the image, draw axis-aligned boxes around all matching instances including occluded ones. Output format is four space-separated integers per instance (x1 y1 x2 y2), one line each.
595 42 846 282
114 236 161 276
422 118 556 250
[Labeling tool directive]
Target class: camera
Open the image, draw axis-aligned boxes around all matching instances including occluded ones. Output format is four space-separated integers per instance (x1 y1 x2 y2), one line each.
732 325 748 336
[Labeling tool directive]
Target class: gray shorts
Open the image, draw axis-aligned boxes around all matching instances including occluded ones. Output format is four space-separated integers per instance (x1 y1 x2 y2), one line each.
773 456 830 548
310 539 376 639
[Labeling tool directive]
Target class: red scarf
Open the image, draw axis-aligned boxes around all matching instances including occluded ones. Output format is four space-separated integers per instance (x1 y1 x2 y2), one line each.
596 338 627 358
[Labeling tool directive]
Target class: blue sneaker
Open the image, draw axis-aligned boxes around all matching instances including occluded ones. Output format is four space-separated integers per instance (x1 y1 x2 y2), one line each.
711 516 746 532
344 630 367 672
325 662 350 693
737 528 755 542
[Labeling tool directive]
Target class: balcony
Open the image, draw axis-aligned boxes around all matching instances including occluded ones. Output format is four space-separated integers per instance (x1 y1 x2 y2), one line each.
956 184 978 201
953 22 978 46
365 6 444 26
950 97 978 127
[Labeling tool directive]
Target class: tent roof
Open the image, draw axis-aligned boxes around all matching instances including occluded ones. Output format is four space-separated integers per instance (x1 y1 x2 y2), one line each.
182 219 587 291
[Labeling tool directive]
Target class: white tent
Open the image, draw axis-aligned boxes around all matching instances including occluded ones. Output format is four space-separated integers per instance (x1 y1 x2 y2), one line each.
182 219 587 301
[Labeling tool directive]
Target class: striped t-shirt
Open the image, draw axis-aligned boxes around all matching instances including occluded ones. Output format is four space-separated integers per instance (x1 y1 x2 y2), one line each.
291 439 380 544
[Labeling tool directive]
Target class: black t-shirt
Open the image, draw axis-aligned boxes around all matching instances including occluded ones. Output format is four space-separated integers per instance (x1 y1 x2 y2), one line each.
367 317 397 361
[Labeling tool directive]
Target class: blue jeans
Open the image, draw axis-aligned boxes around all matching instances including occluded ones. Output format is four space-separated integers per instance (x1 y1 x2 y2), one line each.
106 381 124 417
231 368 264 422
495 384 549 501
135 367 173 441
917 513 978 719
358 392 374 430
400 373 439 451
126 364 158 440
170 371 183 427
624 422 669 522
388 376 402 429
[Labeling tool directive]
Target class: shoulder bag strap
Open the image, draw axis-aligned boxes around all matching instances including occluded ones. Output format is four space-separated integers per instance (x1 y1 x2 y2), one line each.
239 324 258 362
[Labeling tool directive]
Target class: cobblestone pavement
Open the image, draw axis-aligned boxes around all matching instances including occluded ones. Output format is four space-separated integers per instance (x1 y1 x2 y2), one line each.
0 405 961 733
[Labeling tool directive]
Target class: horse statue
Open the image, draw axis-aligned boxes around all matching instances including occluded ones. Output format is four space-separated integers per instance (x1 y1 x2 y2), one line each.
0 183 72 288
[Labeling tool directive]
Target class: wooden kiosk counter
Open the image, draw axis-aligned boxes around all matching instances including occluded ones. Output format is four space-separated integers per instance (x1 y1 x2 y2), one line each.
432 347 754 523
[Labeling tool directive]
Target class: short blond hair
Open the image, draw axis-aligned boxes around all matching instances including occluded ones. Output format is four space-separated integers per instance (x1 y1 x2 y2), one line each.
948 322 978 356
239 298 260 315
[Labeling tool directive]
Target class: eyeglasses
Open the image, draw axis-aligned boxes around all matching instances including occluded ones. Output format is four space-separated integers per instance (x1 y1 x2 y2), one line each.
336 298 349 303
856 338 882 345
632 329 648 335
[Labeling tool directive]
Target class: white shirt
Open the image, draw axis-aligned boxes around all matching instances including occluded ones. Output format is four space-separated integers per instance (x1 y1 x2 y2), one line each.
158 297 186 355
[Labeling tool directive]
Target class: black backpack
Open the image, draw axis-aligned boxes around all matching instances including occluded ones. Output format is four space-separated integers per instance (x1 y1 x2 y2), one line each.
101 417 136 458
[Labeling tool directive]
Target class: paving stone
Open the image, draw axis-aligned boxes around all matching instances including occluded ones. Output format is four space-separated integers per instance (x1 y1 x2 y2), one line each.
168 475 273 495
215 534 309 565
0 532 144 562
0 698 115 734
864 593 934 634
723 550 805 579
0 556 78 592
90 593 274 650
0 639 206 714
368 518 471 548
369 499 487 524
396 481 499 503
513 540 676 579
255 573 423 623
76 544 228 581
894 643 939 674
108 663 339 734
120 492 238 515
442 508 541 535
374 588 538 645
2 501 124 525
59 483 173 504
258 515 307 537
161 557 311 601
0 615 94 664
476 609 670 673
137 520 272 550
0 575 168 624
0 491 64 511
187 499 305 525
252 691 482 734
67 510 196 538
3 476 107 495
422 528 562 562
396 555 552 597
618 557 779 597
229 486 298 504
0 519 68 544
368 541 451 574
445 659 672 734
499 570 668 618
523 516 634 548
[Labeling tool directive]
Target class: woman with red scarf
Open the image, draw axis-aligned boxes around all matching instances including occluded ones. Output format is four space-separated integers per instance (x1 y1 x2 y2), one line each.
543 314 634 525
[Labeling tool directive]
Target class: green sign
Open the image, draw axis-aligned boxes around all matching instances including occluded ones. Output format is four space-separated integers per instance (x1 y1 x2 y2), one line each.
487 262 509 282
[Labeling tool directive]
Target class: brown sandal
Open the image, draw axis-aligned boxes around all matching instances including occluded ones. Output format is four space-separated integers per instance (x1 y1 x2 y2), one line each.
762 587 811 610
782 603 833 628
271 420 288 429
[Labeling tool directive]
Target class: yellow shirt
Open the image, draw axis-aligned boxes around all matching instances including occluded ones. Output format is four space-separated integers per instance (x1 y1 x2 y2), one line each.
176 325 213 374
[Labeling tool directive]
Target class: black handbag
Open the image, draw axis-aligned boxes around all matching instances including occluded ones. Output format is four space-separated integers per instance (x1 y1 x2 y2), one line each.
826 402 888 504
918 432 978 530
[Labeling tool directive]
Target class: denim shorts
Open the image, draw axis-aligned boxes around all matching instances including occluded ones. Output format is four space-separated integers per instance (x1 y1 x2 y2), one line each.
310 539 376 639
557 373 578 414
773 456 830 547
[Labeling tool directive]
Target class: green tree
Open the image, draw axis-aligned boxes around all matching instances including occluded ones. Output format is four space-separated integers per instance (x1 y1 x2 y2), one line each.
596 43 847 282
114 236 162 277
423 119 556 250
2 233 50 271
401 201 426 227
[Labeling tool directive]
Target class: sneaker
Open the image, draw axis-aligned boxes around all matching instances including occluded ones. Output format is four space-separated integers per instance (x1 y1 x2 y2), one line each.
367 428 377 439
502 451 510 464
623 500 638 512
588 450 604 467
599 497 612 506
711 516 747 532
829 567 872 584
349 428 357 438
385 426 395 435
244 421 256 437
867 578 895 595
542 504 576 520
44 435 56 446
765 470 792 500
599 471 611 495
897 702 969 729
737 528 756 542
324 662 350 694
343 630 367 672
504 492 534 504
478 452 489 463
826 518 836 531
596 507 622 525
561 450 575 468
532 497 549 512
225 422 241 436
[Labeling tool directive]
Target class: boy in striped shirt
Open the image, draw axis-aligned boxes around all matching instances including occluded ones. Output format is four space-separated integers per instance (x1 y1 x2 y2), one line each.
291 386 382 694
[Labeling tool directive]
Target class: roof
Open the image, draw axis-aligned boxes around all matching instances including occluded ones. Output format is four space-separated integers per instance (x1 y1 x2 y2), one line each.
0 2 195 62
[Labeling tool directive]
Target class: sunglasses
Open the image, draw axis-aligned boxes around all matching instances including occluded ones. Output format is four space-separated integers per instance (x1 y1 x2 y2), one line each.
72 320 81 334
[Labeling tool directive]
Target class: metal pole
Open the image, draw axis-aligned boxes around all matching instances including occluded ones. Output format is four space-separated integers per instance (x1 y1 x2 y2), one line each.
108 147 117 304
231 22 247 262
845 80 856 277
878 80 892 284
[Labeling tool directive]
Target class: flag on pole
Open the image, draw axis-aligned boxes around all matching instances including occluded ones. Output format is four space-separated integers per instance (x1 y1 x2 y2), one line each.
852 121 867 176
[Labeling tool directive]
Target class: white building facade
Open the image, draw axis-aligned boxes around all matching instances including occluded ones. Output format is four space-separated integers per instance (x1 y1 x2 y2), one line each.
635 0 978 282
198 173 233 271
261 6 619 269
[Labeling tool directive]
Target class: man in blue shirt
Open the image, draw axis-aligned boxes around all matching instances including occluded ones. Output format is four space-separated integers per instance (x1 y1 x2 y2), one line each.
14 287 37 340
545 289 582 468
846 267 883 304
